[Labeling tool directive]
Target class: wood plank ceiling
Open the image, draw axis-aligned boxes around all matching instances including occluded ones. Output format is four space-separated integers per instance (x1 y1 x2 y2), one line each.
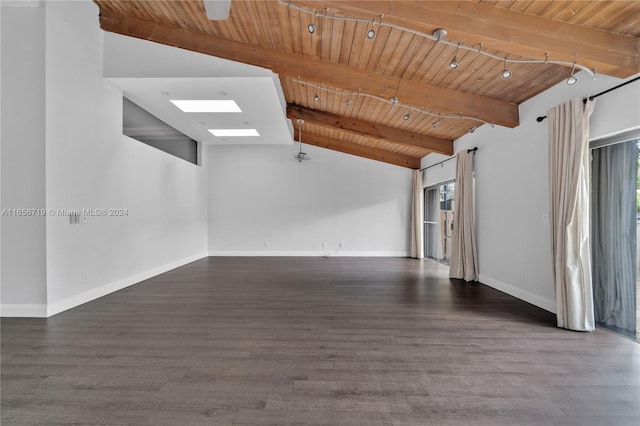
94 0 640 168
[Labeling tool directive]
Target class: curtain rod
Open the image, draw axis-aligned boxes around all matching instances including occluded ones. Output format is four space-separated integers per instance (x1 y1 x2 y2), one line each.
420 147 477 172
536 75 640 123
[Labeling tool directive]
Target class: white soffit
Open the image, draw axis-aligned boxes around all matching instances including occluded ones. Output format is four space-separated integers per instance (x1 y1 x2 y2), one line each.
110 77 293 145
104 32 293 145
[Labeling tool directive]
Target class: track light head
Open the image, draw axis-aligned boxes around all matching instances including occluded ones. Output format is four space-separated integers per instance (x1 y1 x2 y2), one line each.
449 56 458 70
566 63 578 85
314 93 320 101
307 23 315 33
432 120 440 128
345 98 352 106
403 113 410 120
390 96 399 104
500 58 512 80
469 126 477 133
367 28 376 39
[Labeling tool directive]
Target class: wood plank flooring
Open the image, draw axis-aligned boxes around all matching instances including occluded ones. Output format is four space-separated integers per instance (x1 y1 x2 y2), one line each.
2 257 639 425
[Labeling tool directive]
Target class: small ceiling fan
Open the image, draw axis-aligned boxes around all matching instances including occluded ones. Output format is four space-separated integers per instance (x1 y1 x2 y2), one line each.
293 118 310 162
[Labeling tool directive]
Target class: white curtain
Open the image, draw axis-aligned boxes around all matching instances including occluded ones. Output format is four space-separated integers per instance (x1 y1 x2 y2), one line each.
449 151 478 281
410 169 424 259
591 140 637 333
548 98 596 331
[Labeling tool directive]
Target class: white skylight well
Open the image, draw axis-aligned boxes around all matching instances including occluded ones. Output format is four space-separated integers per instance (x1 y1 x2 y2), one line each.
170 100 242 113
209 129 260 137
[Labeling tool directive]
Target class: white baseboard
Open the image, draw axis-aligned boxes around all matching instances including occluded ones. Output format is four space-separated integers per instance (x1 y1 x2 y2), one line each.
0 304 48 318
478 274 556 313
36 252 207 318
46 252 208 317
207 251 409 257
2 254 208 318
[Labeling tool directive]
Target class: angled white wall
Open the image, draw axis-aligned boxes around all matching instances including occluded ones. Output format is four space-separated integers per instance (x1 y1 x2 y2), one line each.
208 144 412 256
446 72 640 312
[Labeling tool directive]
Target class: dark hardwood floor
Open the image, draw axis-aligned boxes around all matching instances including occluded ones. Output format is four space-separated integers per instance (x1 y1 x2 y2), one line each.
2 257 639 425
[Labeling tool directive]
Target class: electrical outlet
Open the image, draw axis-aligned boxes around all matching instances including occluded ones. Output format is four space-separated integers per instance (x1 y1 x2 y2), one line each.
264 241 269 248
83 273 89 282
542 213 549 224
338 242 343 248
322 242 326 247
519 273 524 282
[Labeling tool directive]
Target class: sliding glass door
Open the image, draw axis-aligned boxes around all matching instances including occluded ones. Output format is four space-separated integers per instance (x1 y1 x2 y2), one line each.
591 133 640 340
424 181 455 265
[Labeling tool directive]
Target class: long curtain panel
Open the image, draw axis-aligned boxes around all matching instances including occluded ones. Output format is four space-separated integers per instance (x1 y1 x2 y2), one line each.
449 151 478 281
410 169 424 259
591 140 637 333
548 98 596 331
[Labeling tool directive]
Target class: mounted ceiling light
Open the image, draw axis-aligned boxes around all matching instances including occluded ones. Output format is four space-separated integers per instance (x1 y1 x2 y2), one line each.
209 129 260 137
449 43 460 70
567 63 578 85
293 119 310 162
501 59 512 80
171 99 241 113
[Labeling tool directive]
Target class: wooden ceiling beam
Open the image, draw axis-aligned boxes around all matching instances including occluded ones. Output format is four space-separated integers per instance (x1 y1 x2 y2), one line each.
295 1 639 78
287 104 453 156
97 8 519 128
295 129 422 169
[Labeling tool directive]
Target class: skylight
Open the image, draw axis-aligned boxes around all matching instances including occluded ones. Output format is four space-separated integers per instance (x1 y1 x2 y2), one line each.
209 129 260 137
170 100 242 113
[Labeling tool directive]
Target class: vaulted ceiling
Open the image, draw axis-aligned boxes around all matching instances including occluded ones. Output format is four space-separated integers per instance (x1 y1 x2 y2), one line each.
94 0 640 169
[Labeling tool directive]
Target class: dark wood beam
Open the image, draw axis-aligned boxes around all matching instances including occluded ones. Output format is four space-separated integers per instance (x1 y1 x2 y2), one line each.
287 104 453 156
97 8 519 128
295 129 422 169
295 1 639 78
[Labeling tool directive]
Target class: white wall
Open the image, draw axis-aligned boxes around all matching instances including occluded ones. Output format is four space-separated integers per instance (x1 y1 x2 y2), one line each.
449 71 640 312
0 4 48 315
208 144 412 256
42 0 208 315
0 1 209 317
421 153 455 188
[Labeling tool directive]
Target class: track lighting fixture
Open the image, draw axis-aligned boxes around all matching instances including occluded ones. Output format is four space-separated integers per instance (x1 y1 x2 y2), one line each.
314 93 320 101
283 1 597 84
449 43 460 70
501 59 512 80
469 126 477 133
293 78 497 128
566 63 578 85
